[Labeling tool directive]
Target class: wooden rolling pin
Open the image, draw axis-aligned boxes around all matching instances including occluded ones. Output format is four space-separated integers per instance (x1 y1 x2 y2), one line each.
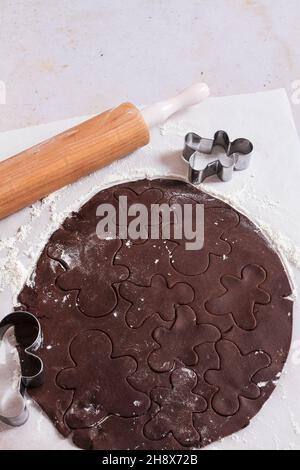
0 83 209 220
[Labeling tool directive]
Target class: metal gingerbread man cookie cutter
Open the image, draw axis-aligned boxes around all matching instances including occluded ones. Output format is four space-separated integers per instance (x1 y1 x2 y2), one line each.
182 130 253 184
0 311 44 427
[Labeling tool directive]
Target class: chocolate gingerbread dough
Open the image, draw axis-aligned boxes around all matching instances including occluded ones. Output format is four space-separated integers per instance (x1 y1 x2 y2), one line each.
18 179 293 450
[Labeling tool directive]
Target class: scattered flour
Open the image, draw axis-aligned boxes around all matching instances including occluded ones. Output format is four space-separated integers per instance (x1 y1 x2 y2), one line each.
256 220 300 271
0 120 299 316
257 381 269 388
0 169 169 304
0 246 28 294
201 183 299 297
159 119 194 138
289 410 300 436
0 95 299 451
0 168 299 309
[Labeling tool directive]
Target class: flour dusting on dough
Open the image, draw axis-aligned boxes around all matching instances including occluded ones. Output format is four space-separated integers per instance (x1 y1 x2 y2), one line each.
0 167 299 304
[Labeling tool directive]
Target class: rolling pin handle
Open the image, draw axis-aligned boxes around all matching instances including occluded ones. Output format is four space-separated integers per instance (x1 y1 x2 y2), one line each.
141 83 210 128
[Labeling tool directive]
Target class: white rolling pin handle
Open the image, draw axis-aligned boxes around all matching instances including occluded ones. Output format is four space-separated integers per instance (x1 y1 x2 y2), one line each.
141 82 210 128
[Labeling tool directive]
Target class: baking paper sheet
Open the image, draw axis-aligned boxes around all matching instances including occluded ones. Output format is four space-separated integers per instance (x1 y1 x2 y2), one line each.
0 89 300 450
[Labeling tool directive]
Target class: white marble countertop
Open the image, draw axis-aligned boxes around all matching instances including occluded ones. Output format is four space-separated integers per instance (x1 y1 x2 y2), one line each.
1 0 300 132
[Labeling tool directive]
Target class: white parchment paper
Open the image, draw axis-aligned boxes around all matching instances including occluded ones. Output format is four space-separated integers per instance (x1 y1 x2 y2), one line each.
0 89 300 450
